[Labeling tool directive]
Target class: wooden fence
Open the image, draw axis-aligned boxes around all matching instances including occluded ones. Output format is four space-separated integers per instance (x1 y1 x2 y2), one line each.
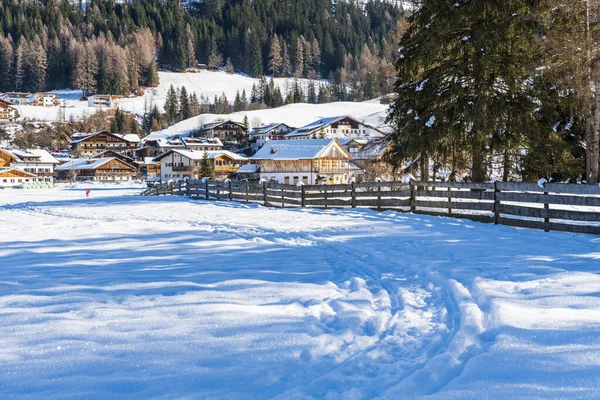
141 180 600 235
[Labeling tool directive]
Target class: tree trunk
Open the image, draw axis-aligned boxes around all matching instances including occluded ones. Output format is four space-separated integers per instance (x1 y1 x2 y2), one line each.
502 149 510 182
420 154 429 182
592 75 600 184
472 138 485 182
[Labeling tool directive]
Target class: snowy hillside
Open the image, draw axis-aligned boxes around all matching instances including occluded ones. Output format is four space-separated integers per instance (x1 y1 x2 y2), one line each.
14 71 333 123
1 186 600 398
146 101 390 141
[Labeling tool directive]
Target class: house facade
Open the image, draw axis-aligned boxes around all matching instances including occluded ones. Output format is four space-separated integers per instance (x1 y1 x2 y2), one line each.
0 167 39 188
71 131 140 157
88 95 114 108
2 92 32 105
136 137 223 159
284 116 384 141
251 139 358 185
0 100 18 121
153 149 247 181
0 148 59 184
55 157 137 181
249 123 296 154
32 93 60 107
194 120 248 151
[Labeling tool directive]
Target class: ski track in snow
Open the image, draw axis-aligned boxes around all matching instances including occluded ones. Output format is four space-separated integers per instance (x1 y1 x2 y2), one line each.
1 185 600 399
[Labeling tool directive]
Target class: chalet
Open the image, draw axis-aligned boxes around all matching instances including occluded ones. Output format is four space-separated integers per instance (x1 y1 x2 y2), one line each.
249 123 296 153
193 120 248 151
136 137 223 159
0 167 39 188
55 157 137 181
351 139 396 182
88 95 114 108
71 131 140 157
1 92 32 105
284 116 384 141
251 139 358 185
32 92 60 107
0 148 59 184
153 149 247 181
0 100 18 122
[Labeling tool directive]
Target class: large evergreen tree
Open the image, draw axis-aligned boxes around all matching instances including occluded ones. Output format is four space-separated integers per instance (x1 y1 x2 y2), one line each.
387 0 543 182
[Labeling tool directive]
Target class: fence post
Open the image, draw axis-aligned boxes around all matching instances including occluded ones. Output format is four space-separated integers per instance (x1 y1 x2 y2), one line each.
281 185 285 208
448 186 452 215
170 183 174 195
544 190 550 232
177 181 182 195
377 185 382 211
301 185 306 207
245 183 249 203
205 180 209 200
351 182 356 208
324 187 328 209
228 180 233 201
186 181 190 197
263 181 267 205
410 183 416 212
494 181 500 224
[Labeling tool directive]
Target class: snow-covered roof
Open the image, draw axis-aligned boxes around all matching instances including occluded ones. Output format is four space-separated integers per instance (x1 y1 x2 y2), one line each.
252 139 352 160
8 149 60 164
144 157 158 165
56 157 135 171
153 149 247 162
249 123 293 136
356 140 390 160
71 131 141 144
236 164 260 173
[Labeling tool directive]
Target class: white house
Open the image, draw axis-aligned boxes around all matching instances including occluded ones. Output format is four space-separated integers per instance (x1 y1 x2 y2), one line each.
88 95 114 108
153 149 247 181
0 100 18 122
251 139 358 185
0 148 60 187
284 116 384 141
249 123 295 153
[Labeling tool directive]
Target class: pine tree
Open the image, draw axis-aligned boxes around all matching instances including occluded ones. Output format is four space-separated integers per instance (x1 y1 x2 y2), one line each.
294 36 305 78
199 150 214 179
240 89 248 110
282 40 292 76
307 80 317 104
387 0 542 182
164 84 179 124
267 35 282 76
179 86 191 120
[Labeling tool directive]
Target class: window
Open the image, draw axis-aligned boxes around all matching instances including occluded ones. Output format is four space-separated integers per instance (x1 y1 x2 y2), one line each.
293 176 299 184
284 176 290 185
302 176 308 184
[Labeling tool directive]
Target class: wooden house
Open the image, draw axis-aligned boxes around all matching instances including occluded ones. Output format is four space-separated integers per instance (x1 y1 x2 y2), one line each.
251 139 359 185
0 167 39 188
71 131 140 157
0 148 59 185
55 157 137 181
249 123 296 154
0 100 18 122
193 120 248 151
153 149 247 181
284 116 384 141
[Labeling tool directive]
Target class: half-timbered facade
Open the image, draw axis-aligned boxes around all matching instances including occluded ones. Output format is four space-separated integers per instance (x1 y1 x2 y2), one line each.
0 167 39 188
251 139 358 185
0 148 59 185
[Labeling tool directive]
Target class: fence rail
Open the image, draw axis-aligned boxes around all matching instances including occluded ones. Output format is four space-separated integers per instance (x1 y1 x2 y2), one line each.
141 180 600 235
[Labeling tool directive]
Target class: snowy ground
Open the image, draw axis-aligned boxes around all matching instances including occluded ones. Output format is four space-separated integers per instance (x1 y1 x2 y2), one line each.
1 186 599 399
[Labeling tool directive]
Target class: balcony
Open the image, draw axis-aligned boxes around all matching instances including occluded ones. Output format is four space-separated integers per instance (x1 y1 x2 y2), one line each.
172 166 193 172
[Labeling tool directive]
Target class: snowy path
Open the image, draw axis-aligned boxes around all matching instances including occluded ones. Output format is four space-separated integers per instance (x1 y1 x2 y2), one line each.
1 186 599 399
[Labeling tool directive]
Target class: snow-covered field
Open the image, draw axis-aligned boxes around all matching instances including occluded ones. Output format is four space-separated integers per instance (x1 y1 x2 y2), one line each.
1 186 599 399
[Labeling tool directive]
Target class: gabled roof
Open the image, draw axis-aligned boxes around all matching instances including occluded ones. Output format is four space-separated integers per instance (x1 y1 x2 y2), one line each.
236 163 260 173
152 149 247 162
56 157 136 171
70 131 141 144
251 139 352 161
5 149 60 164
0 167 38 177
284 115 384 138
90 150 136 163
250 123 295 136
201 120 247 131
0 99 17 109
